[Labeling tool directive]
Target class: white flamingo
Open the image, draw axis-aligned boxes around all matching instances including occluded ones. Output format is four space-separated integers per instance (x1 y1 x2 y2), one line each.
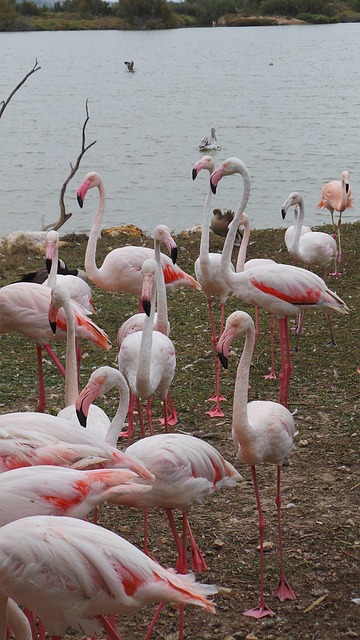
317 169 353 267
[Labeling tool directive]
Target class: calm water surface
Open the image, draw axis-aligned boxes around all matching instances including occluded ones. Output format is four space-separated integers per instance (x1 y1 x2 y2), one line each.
0 25 359 238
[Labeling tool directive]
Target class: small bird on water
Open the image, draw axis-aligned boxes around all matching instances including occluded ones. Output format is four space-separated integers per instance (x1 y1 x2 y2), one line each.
124 60 134 72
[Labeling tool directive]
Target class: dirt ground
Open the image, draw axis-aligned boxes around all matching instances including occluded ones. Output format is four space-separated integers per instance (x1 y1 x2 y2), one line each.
0 222 359 640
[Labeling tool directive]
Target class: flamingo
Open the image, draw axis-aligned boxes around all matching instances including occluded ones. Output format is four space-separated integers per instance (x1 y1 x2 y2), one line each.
210 157 349 407
0 465 151 526
0 281 110 412
282 191 339 349
192 155 233 417
217 310 297 618
117 225 179 427
76 171 200 297
6 600 32 640
198 127 219 151
0 515 217 640
317 170 353 267
118 259 176 440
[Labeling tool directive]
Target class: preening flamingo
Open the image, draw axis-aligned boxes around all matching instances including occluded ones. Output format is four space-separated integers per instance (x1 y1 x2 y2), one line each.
192 155 233 417
198 127 219 151
217 310 297 618
210 156 349 407
76 171 200 297
282 191 339 348
0 281 110 412
317 170 353 266
0 515 217 640
0 465 151 526
118 259 176 440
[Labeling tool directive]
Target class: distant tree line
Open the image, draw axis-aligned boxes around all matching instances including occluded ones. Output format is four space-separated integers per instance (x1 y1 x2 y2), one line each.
0 0 359 31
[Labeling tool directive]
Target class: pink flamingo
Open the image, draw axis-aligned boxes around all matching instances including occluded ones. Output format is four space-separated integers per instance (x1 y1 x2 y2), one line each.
210 157 349 407
317 170 353 267
192 155 233 417
6 600 32 640
118 259 176 440
282 191 339 348
76 171 200 297
0 465 151 526
217 310 297 618
0 515 217 640
0 281 110 412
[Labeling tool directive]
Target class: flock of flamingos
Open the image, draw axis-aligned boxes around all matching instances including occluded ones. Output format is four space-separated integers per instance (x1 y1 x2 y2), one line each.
0 155 352 639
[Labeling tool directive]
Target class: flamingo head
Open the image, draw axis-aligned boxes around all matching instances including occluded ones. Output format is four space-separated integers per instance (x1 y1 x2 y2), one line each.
192 155 215 180
341 170 350 193
217 311 254 369
140 259 157 317
77 172 102 208
210 157 246 194
154 225 177 264
48 284 70 334
281 192 303 220
45 230 59 273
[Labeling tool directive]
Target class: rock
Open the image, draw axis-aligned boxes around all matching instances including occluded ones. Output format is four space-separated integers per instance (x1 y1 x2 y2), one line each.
0 231 48 253
101 224 143 238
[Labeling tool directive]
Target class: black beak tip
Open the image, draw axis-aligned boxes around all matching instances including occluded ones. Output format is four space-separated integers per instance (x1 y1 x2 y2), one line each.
76 407 87 428
171 247 178 265
49 320 57 335
346 184 349 193
77 195 84 208
45 258 52 274
210 181 217 195
281 208 286 220
192 168 197 181
142 299 151 317
218 351 228 369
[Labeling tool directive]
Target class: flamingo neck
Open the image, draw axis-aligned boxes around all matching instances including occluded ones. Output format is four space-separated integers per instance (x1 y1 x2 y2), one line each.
136 280 156 398
290 201 305 260
221 163 251 288
340 179 348 211
6 599 32 640
199 180 213 277
85 179 106 285
105 374 130 447
232 323 255 443
47 241 59 289
235 216 250 272
154 240 168 336
63 297 78 406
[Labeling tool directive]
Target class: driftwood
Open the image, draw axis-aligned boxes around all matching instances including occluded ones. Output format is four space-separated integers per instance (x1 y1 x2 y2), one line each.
0 59 41 119
42 99 97 232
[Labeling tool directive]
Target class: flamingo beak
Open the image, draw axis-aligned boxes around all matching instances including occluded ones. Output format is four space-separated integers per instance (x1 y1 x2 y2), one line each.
170 246 178 265
48 305 58 334
217 349 228 369
142 298 151 317
192 167 198 181
281 206 287 220
76 179 91 208
76 404 87 428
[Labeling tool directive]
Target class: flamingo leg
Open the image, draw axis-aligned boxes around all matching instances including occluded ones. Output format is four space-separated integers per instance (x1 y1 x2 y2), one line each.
42 343 66 377
145 397 153 436
273 466 296 602
278 318 292 408
161 396 169 434
243 466 275 619
324 310 337 347
36 346 47 413
293 311 305 353
165 508 184 572
23 609 37 640
337 212 343 264
264 313 276 380
158 391 178 427
185 514 207 573
254 306 260 345
143 602 164 640
96 614 123 640
136 398 147 438
206 300 226 418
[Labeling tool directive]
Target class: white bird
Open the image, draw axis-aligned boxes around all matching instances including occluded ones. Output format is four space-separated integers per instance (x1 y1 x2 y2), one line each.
217 310 297 619
192 155 233 417
118 259 176 439
199 126 219 151
317 169 353 268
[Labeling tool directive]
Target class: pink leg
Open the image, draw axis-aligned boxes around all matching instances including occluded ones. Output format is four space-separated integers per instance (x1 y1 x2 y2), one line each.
166 508 185 572
42 343 66 377
96 614 123 640
161 396 169 434
273 466 296 602
243 466 275 619
206 301 226 417
36 345 47 413
39 619 47 639
278 318 292 408
145 397 153 436
158 391 178 426
264 313 276 380
23 609 38 640
136 398 146 438
143 602 165 640
185 513 207 573
254 306 260 345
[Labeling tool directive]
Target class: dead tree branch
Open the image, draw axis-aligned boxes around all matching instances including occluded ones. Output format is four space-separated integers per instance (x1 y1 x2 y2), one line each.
0 59 41 120
42 99 97 232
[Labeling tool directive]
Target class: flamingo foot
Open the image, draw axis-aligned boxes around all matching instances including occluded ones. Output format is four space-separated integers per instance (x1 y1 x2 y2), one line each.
205 405 225 418
158 412 178 427
207 393 227 402
264 372 276 380
190 542 207 574
330 269 341 277
243 602 275 619
273 578 296 602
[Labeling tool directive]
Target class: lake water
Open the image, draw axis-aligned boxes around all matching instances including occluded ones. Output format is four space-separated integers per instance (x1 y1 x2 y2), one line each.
0 24 359 239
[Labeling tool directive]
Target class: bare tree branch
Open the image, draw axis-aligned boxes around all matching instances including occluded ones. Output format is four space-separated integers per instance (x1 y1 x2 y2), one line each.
0 59 41 120
42 99 97 232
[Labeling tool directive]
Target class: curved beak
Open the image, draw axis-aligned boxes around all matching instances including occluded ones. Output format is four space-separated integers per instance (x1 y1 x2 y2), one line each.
76 179 91 209
210 166 223 195
75 381 99 428
48 304 58 334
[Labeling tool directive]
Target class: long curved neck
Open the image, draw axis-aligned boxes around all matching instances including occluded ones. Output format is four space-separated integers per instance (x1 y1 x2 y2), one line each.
232 324 255 442
340 179 348 210
47 241 59 288
85 180 106 284
105 375 130 447
63 298 78 406
154 239 168 335
235 217 250 272
6 599 32 640
136 280 156 397
221 163 251 288
199 177 213 275
290 202 305 256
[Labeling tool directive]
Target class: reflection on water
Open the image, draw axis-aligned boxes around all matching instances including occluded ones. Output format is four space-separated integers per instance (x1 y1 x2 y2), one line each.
0 24 359 238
